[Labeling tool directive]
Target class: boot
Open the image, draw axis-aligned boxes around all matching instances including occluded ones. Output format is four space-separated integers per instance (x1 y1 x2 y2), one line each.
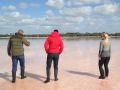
12 72 16 83
21 68 27 79
44 78 50 83
54 78 58 81
99 76 105 79
44 68 50 83
54 69 58 81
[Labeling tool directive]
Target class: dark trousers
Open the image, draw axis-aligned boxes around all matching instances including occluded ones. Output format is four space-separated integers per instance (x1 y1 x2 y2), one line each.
99 57 110 77
12 55 25 77
46 53 59 80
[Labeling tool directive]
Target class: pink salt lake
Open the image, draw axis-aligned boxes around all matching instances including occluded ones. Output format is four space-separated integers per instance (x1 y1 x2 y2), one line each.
0 38 120 90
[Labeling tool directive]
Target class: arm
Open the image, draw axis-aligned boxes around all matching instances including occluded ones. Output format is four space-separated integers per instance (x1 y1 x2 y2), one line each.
7 38 12 56
109 42 111 57
99 41 103 58
59 39 64 54
22 37 30 46
44 38 49 54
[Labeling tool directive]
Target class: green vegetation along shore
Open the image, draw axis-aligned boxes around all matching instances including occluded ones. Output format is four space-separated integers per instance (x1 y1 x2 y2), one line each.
0 32 120 39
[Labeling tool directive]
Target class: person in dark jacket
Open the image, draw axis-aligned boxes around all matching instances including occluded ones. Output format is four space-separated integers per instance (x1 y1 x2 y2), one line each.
7 29 30 83
44 29 64 83
98 32 111 79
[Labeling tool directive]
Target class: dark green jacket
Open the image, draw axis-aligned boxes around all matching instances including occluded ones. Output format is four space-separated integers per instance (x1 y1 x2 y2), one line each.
7 34 30 56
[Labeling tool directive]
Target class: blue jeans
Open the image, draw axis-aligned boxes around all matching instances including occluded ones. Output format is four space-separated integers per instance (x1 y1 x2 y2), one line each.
12 55 25 73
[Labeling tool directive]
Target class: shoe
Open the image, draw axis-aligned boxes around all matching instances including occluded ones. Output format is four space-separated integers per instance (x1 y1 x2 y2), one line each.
12 80 16 83
99 76 105 79
12 72 16 83
21 68 27 79
105 74 108 77
44 79 50 83
54 78 58 81
21 76 27 79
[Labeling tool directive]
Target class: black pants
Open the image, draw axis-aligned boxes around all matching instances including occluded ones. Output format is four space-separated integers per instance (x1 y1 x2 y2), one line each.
46 53 59 80
99 57 110 77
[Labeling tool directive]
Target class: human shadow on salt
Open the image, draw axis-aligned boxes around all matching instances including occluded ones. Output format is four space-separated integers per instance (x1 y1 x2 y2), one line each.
67 70 98 78
25 72 54 82
0 72 11 82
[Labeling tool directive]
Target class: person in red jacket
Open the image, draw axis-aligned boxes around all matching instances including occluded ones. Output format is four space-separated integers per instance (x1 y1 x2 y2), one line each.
44 29 64 83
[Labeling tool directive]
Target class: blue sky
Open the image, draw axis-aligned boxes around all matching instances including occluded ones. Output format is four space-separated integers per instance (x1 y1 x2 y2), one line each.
0 0 120 34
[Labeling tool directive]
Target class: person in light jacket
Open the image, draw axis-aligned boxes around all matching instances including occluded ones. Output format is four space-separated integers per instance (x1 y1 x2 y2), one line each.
98 32 111 79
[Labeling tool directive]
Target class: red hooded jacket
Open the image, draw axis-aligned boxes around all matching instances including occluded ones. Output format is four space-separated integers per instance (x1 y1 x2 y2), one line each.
44 32 64 54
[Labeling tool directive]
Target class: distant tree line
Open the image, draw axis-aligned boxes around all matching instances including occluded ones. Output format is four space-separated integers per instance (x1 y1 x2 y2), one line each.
61 32 120 37
61 32 101 36
0 32 120 37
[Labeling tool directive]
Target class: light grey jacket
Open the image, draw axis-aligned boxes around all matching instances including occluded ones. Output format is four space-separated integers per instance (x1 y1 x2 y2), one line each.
99 39 111 58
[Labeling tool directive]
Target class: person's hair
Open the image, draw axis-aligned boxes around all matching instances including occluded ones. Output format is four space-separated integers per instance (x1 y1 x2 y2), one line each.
54 29 59 32
102 33 110 46
103 33 109 39
101 32 109 39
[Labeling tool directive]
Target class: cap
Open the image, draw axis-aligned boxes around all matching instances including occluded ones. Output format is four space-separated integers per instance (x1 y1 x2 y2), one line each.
18 29 24 35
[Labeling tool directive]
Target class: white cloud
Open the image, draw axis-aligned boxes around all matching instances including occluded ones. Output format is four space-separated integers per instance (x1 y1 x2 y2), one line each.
34 16 76 26
9 12 20 17
79 6 93 14
0 10 86 34
66 1 72 7
21 18 35 24
0 11 79 33
65 16 84 23
66 0 111 6
94 3 119 15
60 2 119 17
0 12 32 28
46 0 64 9
0 0 120 34
69 0 101 5
112 16 120 22
0 5 16 11
46 10 55 17
60 6 92 16
19 2 40 9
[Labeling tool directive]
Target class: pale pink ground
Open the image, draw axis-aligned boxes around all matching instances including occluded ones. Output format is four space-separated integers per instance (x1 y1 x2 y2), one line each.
0 39 120 90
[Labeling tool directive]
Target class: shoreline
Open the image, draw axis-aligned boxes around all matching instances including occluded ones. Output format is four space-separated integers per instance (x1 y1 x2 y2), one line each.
0 36 120 40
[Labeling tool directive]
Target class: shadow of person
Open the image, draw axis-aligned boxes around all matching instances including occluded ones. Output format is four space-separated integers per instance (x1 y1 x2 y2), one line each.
66 70 98 78
0 72 11 82
25 72 46 82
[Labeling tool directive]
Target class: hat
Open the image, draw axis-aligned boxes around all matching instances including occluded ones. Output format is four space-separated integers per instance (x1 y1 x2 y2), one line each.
18 29 24 35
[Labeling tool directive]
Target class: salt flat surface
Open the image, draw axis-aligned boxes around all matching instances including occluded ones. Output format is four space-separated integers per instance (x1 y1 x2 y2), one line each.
0 39 120 90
